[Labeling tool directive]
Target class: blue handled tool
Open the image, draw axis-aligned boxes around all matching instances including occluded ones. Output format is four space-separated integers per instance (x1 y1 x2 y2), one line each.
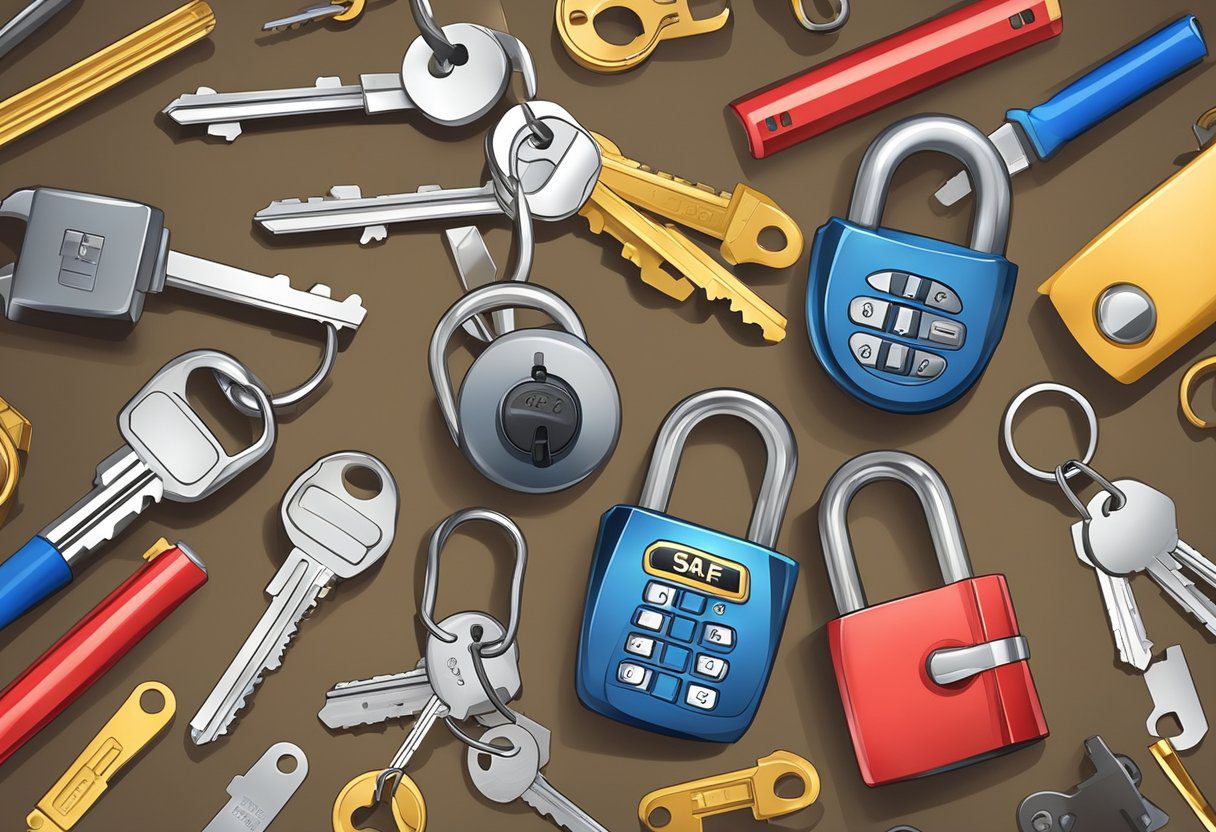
936 15 1207 206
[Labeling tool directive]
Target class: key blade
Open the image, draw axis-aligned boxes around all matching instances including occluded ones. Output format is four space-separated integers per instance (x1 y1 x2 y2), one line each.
319 662 432 729
0 0 74 62
162 77 366 140
263 4 341 31
579 189 694 302
523 776 611 832
1149 554 1216 635
164 251 366 331
935 121 1033 206
190 551 333 745
1072 521 1153 670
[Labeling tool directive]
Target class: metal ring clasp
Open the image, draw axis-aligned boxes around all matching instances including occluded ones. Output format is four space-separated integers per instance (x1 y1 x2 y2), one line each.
1001 382 1099 482
1054 460 1126 521
218 322 339 416
791 0 849 32
1181 356 1216 429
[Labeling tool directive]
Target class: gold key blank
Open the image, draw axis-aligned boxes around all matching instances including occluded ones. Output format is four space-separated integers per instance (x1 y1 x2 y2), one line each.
638 750 821 832
27 682 176 832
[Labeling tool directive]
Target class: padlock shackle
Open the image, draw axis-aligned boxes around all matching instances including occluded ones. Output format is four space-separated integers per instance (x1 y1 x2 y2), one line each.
819 451 973 616
847 115 1012 255
639 389 797 550
428 283 588 444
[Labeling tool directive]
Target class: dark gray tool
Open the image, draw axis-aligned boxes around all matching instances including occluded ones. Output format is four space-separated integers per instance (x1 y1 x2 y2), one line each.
1017 737 1168 832
0 0 73 62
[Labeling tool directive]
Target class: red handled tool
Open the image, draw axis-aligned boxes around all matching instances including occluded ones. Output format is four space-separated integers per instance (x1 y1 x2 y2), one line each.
731 0 1064 159
0 539 206 767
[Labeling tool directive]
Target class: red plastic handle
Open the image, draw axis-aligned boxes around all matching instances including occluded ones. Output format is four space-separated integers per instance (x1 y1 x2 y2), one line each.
0 543 206 767
731 0 1064 159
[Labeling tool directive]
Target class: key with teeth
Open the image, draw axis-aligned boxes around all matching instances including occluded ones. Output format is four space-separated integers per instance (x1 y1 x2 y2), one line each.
319 659 433 730
263 0 364 32
163 23 536 140
189 452 398 745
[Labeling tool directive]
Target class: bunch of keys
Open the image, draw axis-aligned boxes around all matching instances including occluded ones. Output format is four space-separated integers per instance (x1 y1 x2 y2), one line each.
328 508 527 831
254 100 799 342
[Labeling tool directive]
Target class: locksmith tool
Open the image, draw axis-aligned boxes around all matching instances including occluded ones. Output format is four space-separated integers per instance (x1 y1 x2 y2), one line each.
0 0 74 62
0 540 205 767
0 350 272 631
0 396 30 526
1040 106 1216 383
577 389 798 742
25 682 175 832
731 0 1063 159
1182 356 1216 429
808 115 1015 414
1152 739 1216 831
0 2 213 152
1018 737 1167 832
202 743 308 832
0 187 366 414
819 451 1046 786
638 752 820 832
937 16 1208 206
555 0 730 74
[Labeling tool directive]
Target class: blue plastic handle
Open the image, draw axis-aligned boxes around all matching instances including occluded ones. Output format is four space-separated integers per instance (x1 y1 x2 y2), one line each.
0 537 72 631
1008 16 1207 161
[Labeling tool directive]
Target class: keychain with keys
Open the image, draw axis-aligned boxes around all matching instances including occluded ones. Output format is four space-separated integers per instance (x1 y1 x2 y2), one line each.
190 451 399 745
0 350 273 632
1003 382 1216 671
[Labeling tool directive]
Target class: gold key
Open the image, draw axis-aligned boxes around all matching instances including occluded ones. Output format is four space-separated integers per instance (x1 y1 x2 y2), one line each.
0 2 215 151
556 0 730 74
1151 739 1216 831
638 751 821 832
593 132 804 269
26 682 175 832
0 396 31 526
580 183 788 342
332 770 426 832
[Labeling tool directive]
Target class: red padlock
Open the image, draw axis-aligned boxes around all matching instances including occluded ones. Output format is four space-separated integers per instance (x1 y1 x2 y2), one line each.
818 451 1047 787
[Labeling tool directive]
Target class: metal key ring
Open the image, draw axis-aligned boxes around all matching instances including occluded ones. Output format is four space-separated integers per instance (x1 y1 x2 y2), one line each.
419 508 527 658
444 714 521 757
1181 356 1216 429
410 0 459 70
1054 459 1126 521
791 0 850 32
1001 382 1099 482
217 322 338 416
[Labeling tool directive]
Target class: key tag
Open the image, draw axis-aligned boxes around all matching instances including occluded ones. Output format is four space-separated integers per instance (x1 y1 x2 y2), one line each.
204 743 308 832
0 396 30 525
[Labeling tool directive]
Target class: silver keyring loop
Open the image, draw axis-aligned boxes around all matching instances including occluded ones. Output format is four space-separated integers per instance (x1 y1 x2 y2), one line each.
792 0 849 32
418 508 527 656
1054 459 1127 521
1001 382 1099 482
443 716 521 757
217 322 339 416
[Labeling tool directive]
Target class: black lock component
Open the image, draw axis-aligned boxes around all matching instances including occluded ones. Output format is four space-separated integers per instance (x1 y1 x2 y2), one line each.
499 352 582 468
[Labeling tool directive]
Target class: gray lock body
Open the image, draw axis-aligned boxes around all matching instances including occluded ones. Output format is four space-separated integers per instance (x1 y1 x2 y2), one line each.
0 188 170 322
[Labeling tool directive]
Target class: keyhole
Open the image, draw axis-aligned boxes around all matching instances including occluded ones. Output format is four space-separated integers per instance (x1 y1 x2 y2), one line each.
342 464 383 500
773 773 805 799
139 688 166 714
757 226 787 252
350 801 396 831
276 754 298 774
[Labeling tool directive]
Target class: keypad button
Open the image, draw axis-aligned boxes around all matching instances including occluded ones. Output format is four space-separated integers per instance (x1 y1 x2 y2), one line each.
883 342 910 374
848 296 889 330
685 684 718 710
677 592 706 615
618 662 651 688
635 609 666 632
644 581 677 608
911 350 946 379
695 654 729 681
866 271 896 293
890 306 920 337
900 275 924 300
660 644 690 672
925 281 962 314
849 333 882 368
651 673 680 703
920 315 965 348
702 623 735 650
668 615 696 643
625 634 656 658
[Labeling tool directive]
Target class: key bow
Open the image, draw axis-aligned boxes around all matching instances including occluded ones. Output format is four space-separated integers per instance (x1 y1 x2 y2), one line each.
556 0 730 73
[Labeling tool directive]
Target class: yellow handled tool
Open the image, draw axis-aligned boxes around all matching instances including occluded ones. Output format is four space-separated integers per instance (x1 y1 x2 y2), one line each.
1151 739 1216 831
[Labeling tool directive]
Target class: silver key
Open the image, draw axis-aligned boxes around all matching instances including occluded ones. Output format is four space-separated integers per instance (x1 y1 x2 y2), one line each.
319 659 434 729
190 451 399 745
202 742 308 832
468 723 609 832
263 2 353 31
1071 520 1153 670
163 24 536 140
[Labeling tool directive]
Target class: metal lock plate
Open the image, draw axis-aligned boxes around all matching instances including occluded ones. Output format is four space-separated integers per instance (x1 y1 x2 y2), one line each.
4 188 168 322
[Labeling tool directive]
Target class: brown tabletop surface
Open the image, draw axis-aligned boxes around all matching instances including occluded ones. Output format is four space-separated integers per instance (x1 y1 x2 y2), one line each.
2 0 1216 829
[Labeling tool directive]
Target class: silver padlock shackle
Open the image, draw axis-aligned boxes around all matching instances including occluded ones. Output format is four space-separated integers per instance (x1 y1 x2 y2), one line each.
819 450 973 616
429 282 588 445
639 389 797 550
848 115 1012 255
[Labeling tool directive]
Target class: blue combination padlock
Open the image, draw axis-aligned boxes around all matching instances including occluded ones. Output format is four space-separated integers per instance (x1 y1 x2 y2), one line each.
576 388 798 742
808 115 1016 414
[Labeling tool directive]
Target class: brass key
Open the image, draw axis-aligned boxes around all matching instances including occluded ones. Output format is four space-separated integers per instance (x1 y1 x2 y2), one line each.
0 1 215 151
1151 739 1216 831
26 682 175 832
580 183 788 343
638 751 821 832
593 132 804 269
0 396 31 526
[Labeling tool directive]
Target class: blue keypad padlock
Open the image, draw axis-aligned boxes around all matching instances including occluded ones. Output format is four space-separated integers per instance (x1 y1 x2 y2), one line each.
576 389 798 742
807 115 1017 414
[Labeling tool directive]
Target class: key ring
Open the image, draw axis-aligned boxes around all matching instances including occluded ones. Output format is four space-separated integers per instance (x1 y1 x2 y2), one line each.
1001 382 1099 482
1054 459 1126 521
791 0 849 32
216 322 339 416
1181 356 1216 429
410 0 461 72
519 101 554 150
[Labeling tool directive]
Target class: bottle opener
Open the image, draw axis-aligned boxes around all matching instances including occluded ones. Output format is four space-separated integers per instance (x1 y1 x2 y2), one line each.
1145 645 1208 751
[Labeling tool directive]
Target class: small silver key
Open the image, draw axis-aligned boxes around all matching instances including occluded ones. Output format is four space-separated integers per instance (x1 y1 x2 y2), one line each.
190 452 399 745
1071 520 1153 670
202 742 308 832
319 659 434 729
468 723 609 832
163 24 536 140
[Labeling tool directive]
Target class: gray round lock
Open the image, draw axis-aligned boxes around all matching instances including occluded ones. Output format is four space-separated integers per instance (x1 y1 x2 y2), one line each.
429 283 620 494
1096 284 1156 345
403 23 510 127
